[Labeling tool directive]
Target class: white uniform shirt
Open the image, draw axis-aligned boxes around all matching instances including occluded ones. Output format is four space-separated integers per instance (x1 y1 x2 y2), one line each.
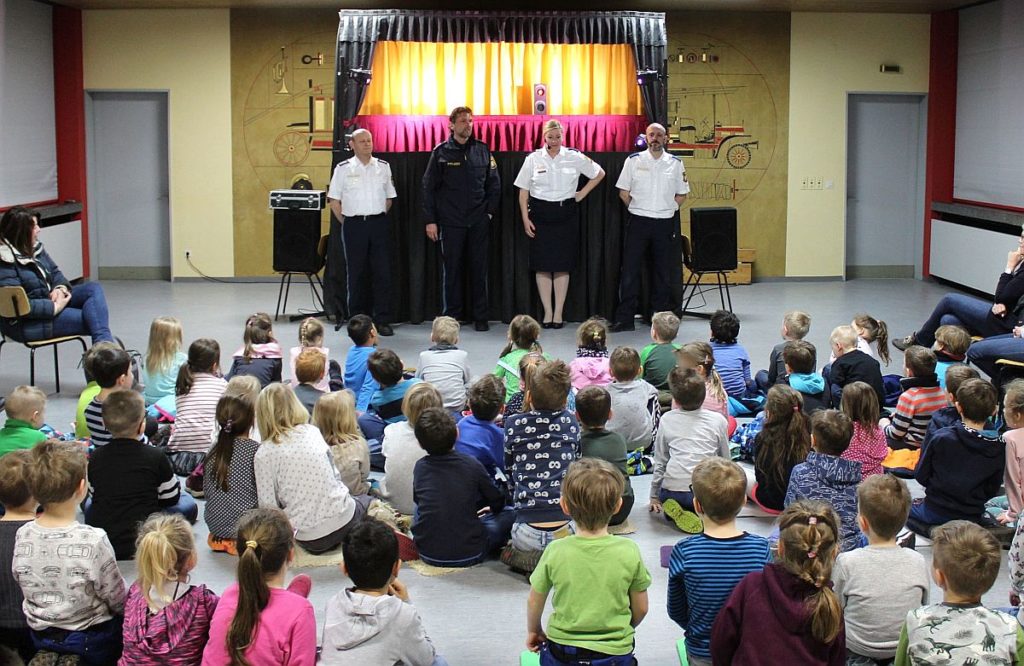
327 156 397 217
513 146 603 202
615 149 690 219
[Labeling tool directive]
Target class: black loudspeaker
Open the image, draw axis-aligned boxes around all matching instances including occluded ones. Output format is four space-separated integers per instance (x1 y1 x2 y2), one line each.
273 209 321 273
689 207 738 272
533 83 548 114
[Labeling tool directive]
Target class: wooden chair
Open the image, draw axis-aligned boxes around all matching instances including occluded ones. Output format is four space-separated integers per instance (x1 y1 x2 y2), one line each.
0 286 88 393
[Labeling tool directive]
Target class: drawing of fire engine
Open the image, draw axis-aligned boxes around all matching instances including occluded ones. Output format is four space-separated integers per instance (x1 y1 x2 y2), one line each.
668 86 759 169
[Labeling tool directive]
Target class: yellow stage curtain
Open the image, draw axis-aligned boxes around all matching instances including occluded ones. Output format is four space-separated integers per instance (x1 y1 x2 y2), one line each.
360 41 642 116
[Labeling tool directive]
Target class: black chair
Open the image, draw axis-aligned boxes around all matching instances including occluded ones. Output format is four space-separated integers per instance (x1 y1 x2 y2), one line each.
0 286 88 393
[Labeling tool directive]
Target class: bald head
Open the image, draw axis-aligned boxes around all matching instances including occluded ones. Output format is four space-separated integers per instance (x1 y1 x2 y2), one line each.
645 123 667 154
349 128 373 161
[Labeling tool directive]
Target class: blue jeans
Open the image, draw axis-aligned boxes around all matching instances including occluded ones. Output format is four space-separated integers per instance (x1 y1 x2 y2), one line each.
967 333 1024 380
32 615 122 665
50 282 114 344
906 499 955 536
510 521 576 551
84 492 197 524
916 293 1011 347
659 488 695 511
419 509 515 567
357 412 386 470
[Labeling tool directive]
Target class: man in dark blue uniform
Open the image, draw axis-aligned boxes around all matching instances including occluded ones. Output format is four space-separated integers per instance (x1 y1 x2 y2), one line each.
423 106 501 331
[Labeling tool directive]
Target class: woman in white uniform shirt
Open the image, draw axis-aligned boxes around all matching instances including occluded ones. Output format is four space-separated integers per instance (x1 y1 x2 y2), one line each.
514 120 605 328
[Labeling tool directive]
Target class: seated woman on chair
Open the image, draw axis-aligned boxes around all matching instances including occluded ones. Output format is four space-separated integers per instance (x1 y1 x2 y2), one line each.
895 230 1024 351
0 206 115 344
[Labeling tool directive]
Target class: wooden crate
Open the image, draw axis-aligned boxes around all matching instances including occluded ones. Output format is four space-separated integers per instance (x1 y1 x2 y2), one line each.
683 262 752 285
737 248 757 263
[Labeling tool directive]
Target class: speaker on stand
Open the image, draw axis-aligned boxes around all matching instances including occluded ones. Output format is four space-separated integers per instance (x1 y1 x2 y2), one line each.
269 189 328 321
681 207 738 319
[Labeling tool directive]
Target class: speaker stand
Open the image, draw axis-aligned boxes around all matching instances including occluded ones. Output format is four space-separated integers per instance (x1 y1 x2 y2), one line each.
680 270 733 320
274 271 327 323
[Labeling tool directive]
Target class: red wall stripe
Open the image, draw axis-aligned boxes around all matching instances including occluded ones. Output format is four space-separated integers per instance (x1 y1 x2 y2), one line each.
52 6 89 278
923 10 958 277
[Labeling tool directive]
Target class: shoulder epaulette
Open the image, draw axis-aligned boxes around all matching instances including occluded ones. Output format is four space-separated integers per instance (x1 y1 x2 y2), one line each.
627 152 640 159
669 154 682 162
377 158 389 165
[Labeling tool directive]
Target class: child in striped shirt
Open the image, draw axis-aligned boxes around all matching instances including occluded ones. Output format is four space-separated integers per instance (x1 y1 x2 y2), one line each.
667 458 771 666
82 346 134 447
882 345 946 449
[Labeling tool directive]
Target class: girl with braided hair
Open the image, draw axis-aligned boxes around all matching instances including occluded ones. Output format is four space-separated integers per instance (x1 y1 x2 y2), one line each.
202 508 315 666
750 384 812 512
288 316 342 392
569 318 612 391
203 394 260 556
711 500 845 665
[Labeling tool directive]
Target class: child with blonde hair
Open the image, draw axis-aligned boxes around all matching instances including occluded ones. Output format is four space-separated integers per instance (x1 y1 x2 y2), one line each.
989 379 1024 525
641 310 681 395
121 513 219 663
314 390 371 497
380 383 444 514
932 324 970 390
852 313 891 366
756 310 811 390
826 325 884 409
0 385 47 456
840 381 887 480
224 374 262 440
225 312 283 387
416 315 471 412
676 342 729 419
289 316 340 392
142 315 185 412
495 314 544 401
255 383 367 554
712 500 845 664
204 393 260 555
569 317 612 391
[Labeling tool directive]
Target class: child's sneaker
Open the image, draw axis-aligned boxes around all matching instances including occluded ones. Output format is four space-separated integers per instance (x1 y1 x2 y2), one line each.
28 651 60 666
662 499 704 534
208 533 238 556
501 543 542 575
56 655 80 666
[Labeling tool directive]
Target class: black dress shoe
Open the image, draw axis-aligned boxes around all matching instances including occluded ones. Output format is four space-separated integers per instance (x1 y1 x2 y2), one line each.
609 321 635 332
377 323 394 337
542 321 553 329
551 322 564 329
474 320 490 332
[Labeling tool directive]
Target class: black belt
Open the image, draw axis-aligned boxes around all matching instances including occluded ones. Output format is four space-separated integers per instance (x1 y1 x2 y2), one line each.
529 196 576 207
343 213 386 221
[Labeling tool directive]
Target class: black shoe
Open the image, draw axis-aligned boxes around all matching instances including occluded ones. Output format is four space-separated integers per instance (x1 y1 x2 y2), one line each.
551 321 564 329
474 321 490 332
609 321 635 332
896 530 916 550
542 321 553 329
377 323 394 337
893 332 917 352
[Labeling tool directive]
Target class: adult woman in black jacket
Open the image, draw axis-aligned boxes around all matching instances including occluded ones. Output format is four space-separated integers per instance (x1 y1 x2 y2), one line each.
0 206 114 343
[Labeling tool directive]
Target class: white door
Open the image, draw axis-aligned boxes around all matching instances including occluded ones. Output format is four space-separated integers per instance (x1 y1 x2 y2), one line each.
86 92 170 279
845 94 926 279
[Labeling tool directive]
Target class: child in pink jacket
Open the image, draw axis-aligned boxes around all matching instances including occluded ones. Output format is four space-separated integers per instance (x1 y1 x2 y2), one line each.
569 318 612 391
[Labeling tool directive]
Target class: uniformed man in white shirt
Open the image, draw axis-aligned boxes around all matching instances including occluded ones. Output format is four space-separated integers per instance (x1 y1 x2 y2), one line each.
326 128 398 336
610 123 690 332
513 119 605 328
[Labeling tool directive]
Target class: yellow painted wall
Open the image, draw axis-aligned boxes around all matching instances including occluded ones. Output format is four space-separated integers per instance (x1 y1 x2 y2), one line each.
83 9 234 278
786 13 930 277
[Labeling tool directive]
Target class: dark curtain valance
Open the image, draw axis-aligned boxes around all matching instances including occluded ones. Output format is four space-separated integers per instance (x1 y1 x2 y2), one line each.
333 10 668 156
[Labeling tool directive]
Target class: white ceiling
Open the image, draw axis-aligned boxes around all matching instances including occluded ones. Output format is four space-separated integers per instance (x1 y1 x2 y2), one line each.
50 0 979 12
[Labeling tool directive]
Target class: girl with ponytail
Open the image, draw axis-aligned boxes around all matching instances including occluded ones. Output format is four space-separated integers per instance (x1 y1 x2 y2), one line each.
711 500 845 665
203 393 260 556
202 508 315 666
750 384 811 513
288 317 341 392
167 339 226 476
121 513 219 664
225 313 283 388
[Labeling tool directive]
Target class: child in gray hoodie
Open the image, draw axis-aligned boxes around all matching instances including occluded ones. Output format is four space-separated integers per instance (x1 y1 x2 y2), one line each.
321 519 448 666
605 346 661 454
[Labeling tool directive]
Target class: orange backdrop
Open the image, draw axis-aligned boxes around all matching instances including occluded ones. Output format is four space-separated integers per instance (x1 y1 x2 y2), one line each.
359 41 642 116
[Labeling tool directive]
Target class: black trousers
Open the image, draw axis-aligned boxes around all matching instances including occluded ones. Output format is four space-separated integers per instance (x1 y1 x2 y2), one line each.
337 213 392 324
614 212 679 325
438 218 490 322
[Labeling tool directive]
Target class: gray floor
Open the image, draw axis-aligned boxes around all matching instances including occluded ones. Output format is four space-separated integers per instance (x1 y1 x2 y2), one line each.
1 277 1011 665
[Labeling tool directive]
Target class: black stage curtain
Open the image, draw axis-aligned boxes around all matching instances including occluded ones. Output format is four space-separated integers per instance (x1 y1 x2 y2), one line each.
332 11 668 153
331 152 680 326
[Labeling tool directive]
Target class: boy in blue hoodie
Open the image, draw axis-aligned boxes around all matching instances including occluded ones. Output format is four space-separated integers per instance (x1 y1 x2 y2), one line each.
910 378 1005 535
455 375 506 486
781 340 826 414
785 409 862 551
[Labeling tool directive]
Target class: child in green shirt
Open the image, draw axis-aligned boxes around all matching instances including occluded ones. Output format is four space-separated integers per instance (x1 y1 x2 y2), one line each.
0 386 47 457
641 311 681 409
526 458 650 664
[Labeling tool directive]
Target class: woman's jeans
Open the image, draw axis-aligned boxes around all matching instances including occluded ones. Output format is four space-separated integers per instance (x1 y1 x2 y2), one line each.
51 282 114 343
916 293 1009 346
966 333 1024 380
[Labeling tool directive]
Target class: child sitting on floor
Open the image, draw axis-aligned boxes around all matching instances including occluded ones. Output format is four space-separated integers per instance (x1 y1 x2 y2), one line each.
321 519 446 665
292 347 328 413
167 338 227 476
204 393 261 555
990 379 1024 526
416 315 471 413
840 381 888 480
676 342 730 421
896 521 1024 664
0 450 34 660
379 382 443 515
711 500 845 665
569 318 612 391
852 313 891 366
314 390 371 497
708 310 753 400
882 345 945 450
605 346 661 455
344 314 379 412
290 316 341 392
83 346 135 447
455 375 507 485
826 324 885 409
75 341 118 438
526 458 650 666
495 314 544 401
412 408 512 567
756 309 811 391
785 409 862 552
141 315 186 412
576 385 634 526
224 312 282 387
650 367 730 534
668 458 771 666
358 348 422 451
782 340 827 414
920 365 980 456
833 474 929 664
750 385 812 513
0 385 47 456
932 324 970 390
641 311 680 399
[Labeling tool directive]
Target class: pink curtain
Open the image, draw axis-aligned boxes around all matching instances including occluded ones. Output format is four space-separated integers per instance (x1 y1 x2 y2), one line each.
356 114 647 152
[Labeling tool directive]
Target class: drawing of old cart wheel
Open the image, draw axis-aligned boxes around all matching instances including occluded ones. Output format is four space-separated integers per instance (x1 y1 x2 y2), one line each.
726 144 752 169
274 130 310 166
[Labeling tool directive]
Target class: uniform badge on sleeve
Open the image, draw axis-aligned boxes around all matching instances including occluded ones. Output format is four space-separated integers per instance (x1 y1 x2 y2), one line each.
490 156 498 170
